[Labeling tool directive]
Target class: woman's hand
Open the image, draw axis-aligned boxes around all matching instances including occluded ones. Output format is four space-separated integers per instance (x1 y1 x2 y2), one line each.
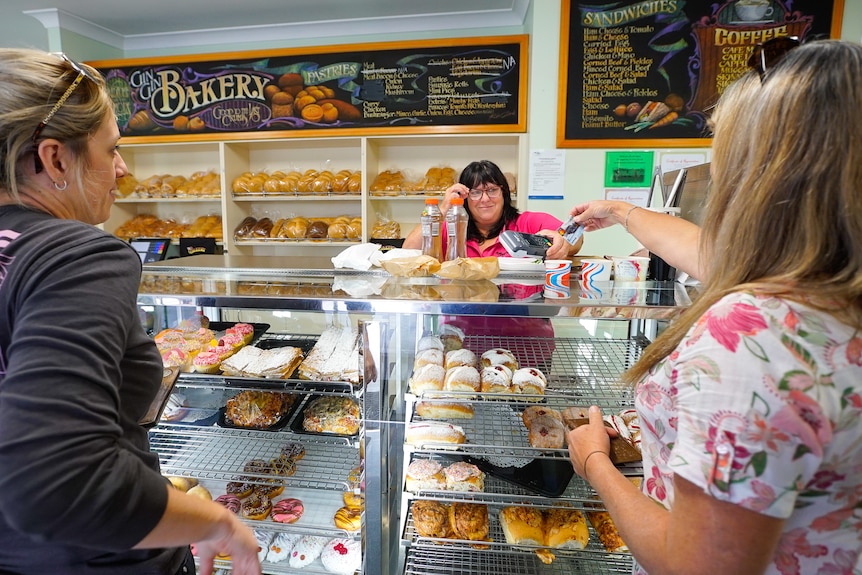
567 405 613 480
537 229 572 260
570 200 633 231
441 183 468 216
194 512 261 575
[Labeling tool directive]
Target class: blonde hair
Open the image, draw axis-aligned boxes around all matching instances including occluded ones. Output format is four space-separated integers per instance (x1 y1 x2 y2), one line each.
625 40 862 384
0 48 112 203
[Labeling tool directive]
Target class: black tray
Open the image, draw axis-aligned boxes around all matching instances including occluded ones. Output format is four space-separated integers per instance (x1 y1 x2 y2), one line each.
289 394 360 438
216 391 302 432
465 454 574 498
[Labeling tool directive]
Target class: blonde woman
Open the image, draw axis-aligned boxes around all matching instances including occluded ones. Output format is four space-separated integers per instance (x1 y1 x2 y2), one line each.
0 49 260 575
569 40 862 574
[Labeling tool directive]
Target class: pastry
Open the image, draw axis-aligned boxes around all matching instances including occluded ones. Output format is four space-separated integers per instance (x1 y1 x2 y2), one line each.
561 406 590 430
405 459 445 492
521 406 562 428
214 493 240 514
269 456 297 477
439 324 465 352
280 441 306 461
166 476 198 492
528 414 566 450
412 500 452 539
225 390 296 429
186 484 212 501
302 396 360 435
321 537 362 575
413 348 444 368
499 506 544 546
480 348 518 371
480 365 512 393
511 367 547 395
333 505 362 532
409 364 446 395
307 220 329 239
416 335 444 352
448 502 490 548
226 322 255 344
240 492 272 520
267 532 300 563
271 497 304 524
289 535 328 568
544 505 589 550
405 422 466 449
442 461 484 492
443 365 480 394
253 530 274 562
252 475 285 498
226 480 253 499
444 348 477 370
415 401 474 420
343 490 364 510
192 350 222 374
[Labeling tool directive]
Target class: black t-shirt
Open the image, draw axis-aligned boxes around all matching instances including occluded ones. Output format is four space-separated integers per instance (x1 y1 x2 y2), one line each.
0 205 184 574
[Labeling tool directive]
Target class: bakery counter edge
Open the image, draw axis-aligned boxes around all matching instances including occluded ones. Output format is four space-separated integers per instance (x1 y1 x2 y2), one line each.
140 254 694 317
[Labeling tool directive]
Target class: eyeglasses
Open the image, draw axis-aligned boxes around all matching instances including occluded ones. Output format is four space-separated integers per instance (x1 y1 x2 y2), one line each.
467 185 502 200
33 53 99 173
747 36 801 77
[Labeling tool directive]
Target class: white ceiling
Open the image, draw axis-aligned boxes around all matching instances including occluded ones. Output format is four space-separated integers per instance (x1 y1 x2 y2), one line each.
9 0 530 52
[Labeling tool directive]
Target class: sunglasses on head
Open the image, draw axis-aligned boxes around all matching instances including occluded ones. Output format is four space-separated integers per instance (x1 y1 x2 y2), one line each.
33 53 100 173
747 35 801 77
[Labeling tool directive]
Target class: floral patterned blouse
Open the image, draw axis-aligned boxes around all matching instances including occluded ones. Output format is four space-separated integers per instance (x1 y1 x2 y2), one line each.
634 291 862 575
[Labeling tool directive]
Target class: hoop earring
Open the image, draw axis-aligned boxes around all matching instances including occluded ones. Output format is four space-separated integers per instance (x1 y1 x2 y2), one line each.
53 180 68 191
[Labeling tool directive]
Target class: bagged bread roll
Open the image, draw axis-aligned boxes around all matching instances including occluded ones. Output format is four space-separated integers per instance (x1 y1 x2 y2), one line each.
380 255 441 277
435 257 500 280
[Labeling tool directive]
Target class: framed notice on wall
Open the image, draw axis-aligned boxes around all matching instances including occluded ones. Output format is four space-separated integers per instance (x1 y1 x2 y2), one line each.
557 0 843 148
88 35 527 142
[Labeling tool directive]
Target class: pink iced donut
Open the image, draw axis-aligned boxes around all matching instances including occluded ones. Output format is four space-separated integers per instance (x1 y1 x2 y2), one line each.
214 493 241 514
272 497 304 524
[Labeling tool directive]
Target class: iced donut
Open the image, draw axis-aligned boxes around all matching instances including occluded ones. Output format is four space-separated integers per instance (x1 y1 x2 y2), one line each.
289 535 327 568
271 497 304 524
253 530 273 562
214 493 240 513
321 537 362 574
280 441 306 461
270 457 297 477
267 532 300 563
240 492 272 520
333 505 362 531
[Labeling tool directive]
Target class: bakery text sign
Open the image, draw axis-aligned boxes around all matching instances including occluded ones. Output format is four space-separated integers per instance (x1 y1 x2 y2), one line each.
557 0 842 148
89 35 527 139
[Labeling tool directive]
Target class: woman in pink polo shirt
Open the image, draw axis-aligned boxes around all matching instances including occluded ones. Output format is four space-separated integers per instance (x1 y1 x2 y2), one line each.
404 160 582 259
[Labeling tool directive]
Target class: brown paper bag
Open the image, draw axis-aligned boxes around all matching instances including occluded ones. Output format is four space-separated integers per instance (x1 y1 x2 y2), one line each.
435 257 500 280
380 255 441 277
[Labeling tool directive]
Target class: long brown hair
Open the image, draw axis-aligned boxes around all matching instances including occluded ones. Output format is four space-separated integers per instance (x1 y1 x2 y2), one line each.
624 40 862 384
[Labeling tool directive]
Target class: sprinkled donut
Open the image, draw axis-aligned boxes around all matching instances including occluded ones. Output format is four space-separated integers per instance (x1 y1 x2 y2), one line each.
240 492 272 520
280 441 305 461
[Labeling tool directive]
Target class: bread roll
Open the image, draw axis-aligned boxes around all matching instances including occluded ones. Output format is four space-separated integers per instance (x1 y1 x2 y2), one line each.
405 422 465 449
480 348 518 371
439 324 465 352
442 461 484 492
327 222 348 239
413 348 444 369
405 459 445 492
307 220 329 239
417 335 444 352
499 506 544 546
544 506 589 550
511 367 547 395
285 217 308 239
187 484 212 501
166 476 198 492
415 401 474 420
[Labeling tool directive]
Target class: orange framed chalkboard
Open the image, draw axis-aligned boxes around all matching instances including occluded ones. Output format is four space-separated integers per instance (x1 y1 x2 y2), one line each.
557 0 843 148
88 35 527 143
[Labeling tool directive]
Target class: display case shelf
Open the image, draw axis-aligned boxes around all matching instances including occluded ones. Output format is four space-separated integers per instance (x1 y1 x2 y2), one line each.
403 546 632 575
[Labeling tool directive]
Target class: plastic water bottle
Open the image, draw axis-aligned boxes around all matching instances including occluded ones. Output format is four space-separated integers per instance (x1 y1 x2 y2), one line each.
445 197 468 261
420 197 443 261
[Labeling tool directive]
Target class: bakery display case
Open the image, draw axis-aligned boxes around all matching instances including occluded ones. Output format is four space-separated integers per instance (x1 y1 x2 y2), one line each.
137 255 692 574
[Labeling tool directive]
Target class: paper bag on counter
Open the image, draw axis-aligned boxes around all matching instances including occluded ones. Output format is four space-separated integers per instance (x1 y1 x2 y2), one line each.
435 257 500 280
434 280 500 302
380 255 441 277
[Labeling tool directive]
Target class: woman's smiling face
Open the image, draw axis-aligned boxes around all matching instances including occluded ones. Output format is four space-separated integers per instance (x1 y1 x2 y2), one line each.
466 183 505 229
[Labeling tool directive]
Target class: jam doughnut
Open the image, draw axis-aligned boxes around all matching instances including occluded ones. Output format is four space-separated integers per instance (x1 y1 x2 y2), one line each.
214 493 240 514
321 537 362 575
271 497 304 524
241 492 273 520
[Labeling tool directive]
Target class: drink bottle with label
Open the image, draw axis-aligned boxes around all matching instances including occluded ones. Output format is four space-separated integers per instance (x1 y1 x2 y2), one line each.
420 197 443 260
445 197 468 261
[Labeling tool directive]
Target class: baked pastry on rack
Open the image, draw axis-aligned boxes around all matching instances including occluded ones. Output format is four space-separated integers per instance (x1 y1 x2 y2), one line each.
480 365 512 393
448 502 490 548
480 348 518 371
302 396 360 435
412 500 452 539
405 459 446 492
443 365 480 394
415 401 474 420
409 364 446 395
224 390 296 429
442 461 484 492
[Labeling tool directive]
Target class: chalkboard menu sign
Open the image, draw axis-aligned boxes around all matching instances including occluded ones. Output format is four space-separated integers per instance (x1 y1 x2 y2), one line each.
88 36 527 141
557 0 843 148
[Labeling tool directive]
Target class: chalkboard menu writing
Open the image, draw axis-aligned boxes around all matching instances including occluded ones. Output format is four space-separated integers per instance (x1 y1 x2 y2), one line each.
557 0 842 148
88 36 527 140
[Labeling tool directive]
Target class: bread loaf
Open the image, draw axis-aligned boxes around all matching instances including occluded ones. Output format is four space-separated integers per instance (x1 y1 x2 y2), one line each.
405 422 465 449
499 506 544 546
415 401 474 420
